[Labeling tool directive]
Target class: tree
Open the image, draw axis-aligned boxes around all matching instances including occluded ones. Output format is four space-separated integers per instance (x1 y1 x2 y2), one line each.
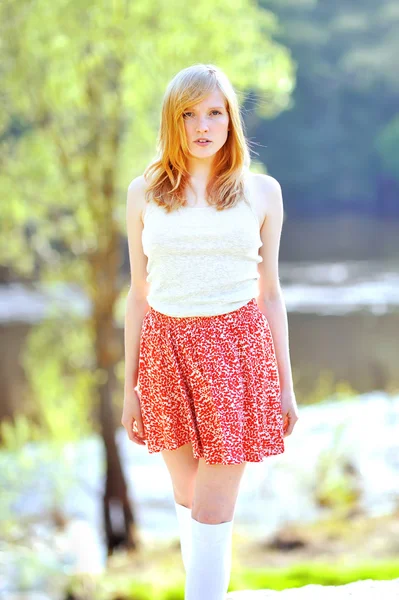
257 0 399 217
0 0 294 554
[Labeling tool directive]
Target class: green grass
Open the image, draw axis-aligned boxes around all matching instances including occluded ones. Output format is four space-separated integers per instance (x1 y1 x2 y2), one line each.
85 559 399 599
229 559 399 591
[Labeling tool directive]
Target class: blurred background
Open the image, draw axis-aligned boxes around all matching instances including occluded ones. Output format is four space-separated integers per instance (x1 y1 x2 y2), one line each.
1 0 398 598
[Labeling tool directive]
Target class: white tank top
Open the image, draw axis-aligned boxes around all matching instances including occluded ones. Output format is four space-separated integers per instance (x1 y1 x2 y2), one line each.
141 195 263 317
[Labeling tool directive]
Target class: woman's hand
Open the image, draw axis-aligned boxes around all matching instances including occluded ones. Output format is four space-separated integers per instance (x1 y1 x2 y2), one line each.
280 389 299 437
121 388 147 446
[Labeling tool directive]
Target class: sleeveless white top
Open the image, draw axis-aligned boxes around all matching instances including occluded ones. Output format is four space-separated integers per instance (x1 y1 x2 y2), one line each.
141 195 263 317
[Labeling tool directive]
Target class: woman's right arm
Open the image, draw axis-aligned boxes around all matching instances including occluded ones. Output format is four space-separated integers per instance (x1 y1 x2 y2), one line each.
121 176 150 445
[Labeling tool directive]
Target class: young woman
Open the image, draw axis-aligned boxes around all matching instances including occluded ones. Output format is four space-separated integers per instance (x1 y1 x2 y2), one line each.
122 63 299 599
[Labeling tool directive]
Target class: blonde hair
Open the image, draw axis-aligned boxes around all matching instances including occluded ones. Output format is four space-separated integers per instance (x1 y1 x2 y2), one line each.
143 63 251 212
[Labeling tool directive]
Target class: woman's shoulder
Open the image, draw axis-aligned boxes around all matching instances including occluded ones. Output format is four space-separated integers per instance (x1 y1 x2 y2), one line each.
248 173 282 207
127 174 151 225
247 171 281 191
243 171 282 229
128 173 152 194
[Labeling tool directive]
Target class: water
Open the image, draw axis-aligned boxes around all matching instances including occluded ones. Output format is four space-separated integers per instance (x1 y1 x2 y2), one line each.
1 259 398 324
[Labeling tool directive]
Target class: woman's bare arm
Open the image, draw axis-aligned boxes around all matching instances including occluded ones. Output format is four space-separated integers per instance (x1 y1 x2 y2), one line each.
122 176 150 443
256 174 299 437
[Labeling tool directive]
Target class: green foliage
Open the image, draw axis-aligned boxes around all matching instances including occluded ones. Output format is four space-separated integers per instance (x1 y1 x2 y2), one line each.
21 310 96 442
254 0 399 217
313 424 362 516
0 309 97 541
289 368 362 515
0 414 42 451
0 0 295 278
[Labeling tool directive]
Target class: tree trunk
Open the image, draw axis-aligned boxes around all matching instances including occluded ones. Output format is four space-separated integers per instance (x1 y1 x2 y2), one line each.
98 362 138 554
91 230 139 554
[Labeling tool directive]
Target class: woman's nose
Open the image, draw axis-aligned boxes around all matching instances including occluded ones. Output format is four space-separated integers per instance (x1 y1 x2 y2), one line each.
196 117 209 131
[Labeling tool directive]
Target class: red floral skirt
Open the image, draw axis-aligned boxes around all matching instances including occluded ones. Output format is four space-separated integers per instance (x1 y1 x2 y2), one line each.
137 298 285 465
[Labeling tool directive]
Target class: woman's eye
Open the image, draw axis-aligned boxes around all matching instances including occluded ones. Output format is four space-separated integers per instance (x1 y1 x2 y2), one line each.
183 110 222 118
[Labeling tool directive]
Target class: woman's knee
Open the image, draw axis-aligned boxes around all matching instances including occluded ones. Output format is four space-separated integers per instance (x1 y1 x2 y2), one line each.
192 460 246 524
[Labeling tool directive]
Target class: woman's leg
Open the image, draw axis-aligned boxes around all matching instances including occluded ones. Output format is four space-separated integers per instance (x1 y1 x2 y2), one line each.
185 459 247 600
161 442 199 570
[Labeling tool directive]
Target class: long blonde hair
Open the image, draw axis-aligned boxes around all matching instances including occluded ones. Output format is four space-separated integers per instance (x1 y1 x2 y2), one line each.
143 64 252 213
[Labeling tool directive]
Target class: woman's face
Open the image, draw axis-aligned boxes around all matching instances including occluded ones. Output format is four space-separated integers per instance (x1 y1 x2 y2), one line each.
182 89 230 159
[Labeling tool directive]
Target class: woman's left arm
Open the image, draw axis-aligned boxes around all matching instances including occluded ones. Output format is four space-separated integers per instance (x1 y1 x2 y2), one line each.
255 174 299 437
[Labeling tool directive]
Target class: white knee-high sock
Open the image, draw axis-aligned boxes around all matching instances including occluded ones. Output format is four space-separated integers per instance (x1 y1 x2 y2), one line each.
185 517 234 600
174 501 192 572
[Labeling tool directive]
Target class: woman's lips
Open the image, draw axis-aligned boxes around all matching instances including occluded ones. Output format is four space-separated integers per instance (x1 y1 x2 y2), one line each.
194 140 212 146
